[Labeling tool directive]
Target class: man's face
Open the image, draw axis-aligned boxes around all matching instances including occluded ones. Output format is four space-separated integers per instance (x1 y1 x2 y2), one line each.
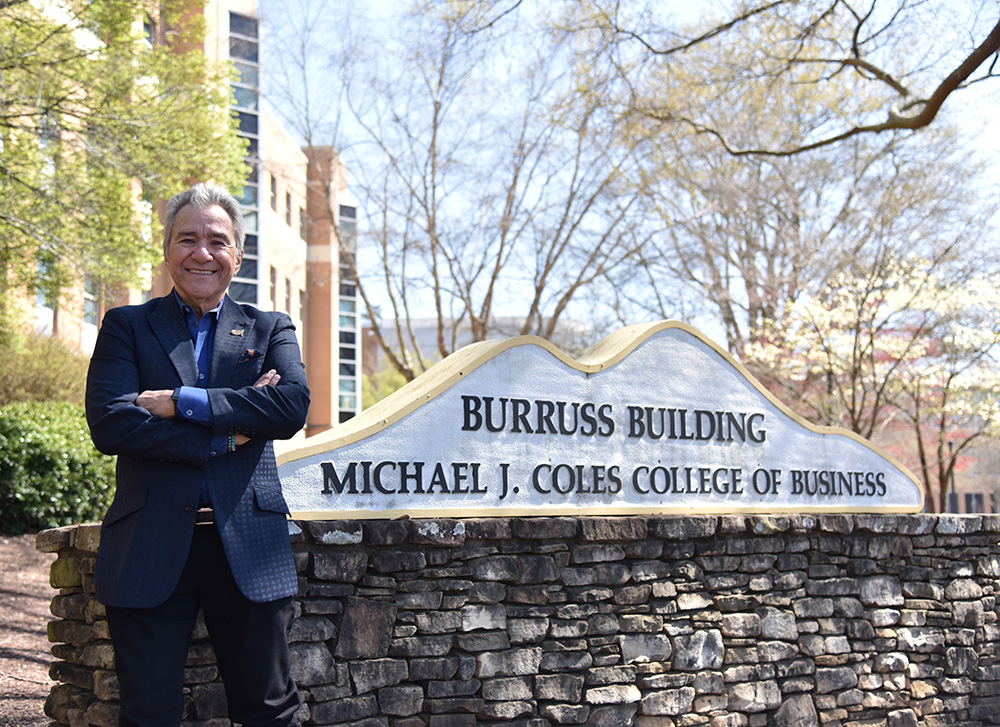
165 203 242 315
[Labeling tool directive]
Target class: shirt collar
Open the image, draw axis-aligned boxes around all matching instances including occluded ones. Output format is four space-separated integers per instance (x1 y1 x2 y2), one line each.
172 290 225 322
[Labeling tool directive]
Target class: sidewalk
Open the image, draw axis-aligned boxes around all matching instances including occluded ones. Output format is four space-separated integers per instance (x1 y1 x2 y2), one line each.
0 534 56 727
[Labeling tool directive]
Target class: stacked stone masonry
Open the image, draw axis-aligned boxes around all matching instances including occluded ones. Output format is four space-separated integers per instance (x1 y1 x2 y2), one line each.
36 514 1000 727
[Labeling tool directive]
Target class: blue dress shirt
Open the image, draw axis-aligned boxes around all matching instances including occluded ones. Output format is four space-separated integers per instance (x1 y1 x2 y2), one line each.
172 292 229 501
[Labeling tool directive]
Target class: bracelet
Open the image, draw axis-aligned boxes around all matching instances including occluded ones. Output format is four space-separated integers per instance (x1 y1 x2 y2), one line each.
227 433 237 452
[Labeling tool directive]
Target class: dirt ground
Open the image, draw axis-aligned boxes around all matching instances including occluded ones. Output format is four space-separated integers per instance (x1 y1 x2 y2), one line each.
0 534 57 727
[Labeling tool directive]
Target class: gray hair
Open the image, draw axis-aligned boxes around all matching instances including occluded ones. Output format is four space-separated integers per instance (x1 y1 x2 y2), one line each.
162 183 246 255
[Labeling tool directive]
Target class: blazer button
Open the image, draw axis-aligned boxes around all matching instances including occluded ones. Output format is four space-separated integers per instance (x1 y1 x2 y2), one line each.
184 503 195 512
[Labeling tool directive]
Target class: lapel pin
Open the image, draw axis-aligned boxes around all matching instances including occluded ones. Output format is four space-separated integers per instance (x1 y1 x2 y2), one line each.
231 329 244 336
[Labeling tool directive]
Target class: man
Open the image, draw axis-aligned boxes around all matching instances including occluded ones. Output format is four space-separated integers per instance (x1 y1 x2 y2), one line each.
86 183 310 727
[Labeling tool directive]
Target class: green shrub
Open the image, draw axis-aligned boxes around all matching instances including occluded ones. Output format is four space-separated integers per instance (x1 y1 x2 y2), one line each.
0 401 115 534
0 331 89 407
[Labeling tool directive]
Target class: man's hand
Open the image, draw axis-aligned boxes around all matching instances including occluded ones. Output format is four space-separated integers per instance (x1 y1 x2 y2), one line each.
135 390 177 418
253 369 281 388
136 370 281 441
234 370 282 445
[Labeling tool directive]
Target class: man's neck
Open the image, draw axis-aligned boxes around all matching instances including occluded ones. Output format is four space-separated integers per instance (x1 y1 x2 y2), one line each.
174 290 225 323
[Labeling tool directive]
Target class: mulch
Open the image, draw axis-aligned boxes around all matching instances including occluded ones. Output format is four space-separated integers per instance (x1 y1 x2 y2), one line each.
0 533 57 727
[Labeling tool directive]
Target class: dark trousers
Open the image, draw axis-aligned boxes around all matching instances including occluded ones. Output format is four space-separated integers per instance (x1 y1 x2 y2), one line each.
106 526 300 727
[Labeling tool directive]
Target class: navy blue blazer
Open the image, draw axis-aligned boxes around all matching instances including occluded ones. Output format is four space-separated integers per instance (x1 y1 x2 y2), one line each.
86 293 310 608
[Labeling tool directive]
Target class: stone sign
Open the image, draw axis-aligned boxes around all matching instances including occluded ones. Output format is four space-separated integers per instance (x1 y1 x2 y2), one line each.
276 321 923 518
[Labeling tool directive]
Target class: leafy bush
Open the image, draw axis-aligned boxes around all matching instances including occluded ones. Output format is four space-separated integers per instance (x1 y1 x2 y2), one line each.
362 362 412 409
0 401 115 534
0 331 89 407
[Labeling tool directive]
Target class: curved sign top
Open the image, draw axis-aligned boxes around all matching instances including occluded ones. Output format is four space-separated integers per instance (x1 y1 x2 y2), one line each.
277 321 923 519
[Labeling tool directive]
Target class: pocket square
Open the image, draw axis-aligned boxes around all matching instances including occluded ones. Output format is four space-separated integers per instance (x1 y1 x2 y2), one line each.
238 348 263 364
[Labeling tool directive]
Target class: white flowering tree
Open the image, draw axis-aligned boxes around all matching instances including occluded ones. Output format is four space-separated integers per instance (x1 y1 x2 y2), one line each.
748 255 1000 512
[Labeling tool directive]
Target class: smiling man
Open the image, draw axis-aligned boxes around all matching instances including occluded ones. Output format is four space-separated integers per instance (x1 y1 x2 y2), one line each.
85 183 310 727
165 200 244 317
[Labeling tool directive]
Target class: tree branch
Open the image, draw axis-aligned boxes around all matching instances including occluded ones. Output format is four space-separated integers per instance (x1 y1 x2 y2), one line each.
726 17 999 156
607 0 793 57
639 14 1000 157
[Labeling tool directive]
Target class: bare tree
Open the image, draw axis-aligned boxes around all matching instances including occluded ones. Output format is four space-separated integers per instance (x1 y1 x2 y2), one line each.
266 0 650 380
610 97 989 358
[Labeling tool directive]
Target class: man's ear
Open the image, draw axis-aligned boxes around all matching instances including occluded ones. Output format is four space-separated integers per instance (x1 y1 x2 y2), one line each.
234 248 243 274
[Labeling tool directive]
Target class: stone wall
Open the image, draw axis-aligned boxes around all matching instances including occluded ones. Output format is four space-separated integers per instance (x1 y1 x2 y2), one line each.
36 514 1000 727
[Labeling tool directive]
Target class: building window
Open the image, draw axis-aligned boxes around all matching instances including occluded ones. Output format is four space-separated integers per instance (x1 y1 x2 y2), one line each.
269 266 277 308
35 261 53 309
230 36 258 62
229 12 258 39
233 85 258 109
270 174 277 211
230 10 260 310
966 492 985 514
285 192 292 225
285 277 291 314
338 205 357 250
245 137 258 161
339 251 356 283
83 277 99 326
237 258 258 280
299 207 307 239
237 111 258 135
233 63 258 86
229 281 257 304
239 185 258 206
